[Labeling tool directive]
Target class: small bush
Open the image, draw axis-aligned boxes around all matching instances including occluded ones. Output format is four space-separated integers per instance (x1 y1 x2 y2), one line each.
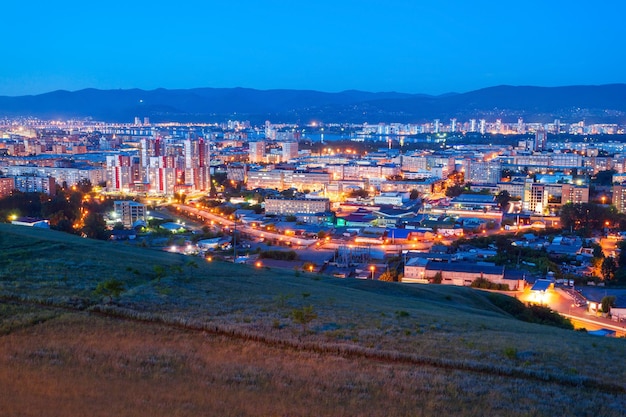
395 310 410 318
503 347 518 360
93 278 126 303
291 305 317 332
487 293 573 330
471 277 510 291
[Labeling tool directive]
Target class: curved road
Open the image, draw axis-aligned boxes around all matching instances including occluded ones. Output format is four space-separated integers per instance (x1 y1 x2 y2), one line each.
172 204 318 247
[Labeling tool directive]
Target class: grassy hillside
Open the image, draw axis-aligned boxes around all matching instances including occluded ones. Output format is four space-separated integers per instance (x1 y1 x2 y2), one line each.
1 224 625 416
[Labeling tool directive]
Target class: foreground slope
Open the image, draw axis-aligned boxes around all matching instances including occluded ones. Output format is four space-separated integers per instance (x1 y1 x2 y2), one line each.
0 224 624 416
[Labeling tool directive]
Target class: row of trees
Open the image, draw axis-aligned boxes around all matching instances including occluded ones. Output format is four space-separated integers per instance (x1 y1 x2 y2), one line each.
559 203 626 235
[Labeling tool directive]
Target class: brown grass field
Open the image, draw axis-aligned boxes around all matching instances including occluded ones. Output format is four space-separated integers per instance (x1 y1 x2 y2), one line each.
1 224 625 416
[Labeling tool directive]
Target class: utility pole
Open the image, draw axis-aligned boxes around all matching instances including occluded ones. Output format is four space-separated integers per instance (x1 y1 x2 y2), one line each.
233 215 237 263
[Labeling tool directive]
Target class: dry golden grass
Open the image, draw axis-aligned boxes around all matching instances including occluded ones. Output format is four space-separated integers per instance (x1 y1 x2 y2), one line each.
0 311 624 417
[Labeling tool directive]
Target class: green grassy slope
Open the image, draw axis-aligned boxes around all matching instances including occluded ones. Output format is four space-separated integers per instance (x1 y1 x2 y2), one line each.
1 224 625 398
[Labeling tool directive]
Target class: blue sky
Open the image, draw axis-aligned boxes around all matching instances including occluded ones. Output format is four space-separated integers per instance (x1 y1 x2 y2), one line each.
1 0 624 96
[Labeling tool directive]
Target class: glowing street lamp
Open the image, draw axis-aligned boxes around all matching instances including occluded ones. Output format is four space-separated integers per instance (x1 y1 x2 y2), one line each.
370 265 375 280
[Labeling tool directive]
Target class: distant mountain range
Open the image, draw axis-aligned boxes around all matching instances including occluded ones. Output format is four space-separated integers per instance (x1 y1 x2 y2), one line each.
0 84 625 124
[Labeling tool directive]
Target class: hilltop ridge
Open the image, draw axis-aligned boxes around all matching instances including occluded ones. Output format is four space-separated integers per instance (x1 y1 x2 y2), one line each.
0 84 625 123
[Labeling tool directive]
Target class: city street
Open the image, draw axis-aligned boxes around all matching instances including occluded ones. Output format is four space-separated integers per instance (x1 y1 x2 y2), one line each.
518 287 626 337
171 203 318 247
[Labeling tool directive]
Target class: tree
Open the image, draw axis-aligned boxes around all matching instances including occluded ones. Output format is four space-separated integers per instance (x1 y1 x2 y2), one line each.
445 184 465 198
94 278 125 303
76 178 93 194
559 203 618 235
618 240 626 269
82 212 110 240
496 190 511 211
601 256 617 281
347 188 369 199
600 296 616 314
291 305 317 333
280 188 297 198
593 169 616 186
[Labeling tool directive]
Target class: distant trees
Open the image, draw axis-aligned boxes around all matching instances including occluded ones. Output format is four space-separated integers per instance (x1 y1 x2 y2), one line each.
559 203 617 235
1 182 113 239
445 185 465 198
592 169 616 186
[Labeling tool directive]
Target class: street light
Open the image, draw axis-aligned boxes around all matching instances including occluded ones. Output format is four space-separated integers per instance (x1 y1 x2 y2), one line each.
370 265 375 280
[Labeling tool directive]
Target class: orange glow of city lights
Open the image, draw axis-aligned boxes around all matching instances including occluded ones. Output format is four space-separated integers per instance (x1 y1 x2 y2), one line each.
255 261 262 268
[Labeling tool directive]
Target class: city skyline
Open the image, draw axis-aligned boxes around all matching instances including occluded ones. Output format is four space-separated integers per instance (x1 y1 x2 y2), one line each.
1 1 625 96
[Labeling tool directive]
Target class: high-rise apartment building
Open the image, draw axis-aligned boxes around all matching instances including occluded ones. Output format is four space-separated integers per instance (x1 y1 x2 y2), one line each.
534 128 547 151
0 177 15 198
249 141 266 163
281 141 299 162
612 184 626 213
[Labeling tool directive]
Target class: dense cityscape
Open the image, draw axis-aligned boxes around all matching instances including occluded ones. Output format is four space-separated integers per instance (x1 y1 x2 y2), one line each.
2 114 626 324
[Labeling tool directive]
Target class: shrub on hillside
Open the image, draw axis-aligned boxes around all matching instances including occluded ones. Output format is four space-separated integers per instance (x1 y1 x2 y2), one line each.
258 250 298 261
486 293 573 330
471 277 510 291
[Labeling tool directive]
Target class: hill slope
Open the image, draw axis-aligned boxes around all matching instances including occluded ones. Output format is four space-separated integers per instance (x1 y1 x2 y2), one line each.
0 224 624 416
0 84 625 123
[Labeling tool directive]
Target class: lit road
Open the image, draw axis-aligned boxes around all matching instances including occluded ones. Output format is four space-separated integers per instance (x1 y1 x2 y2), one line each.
172 204 317 247
518 287 626 337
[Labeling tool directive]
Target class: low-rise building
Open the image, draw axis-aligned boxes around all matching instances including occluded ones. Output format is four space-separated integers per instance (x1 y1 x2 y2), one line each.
264 197 331 216
113 200 147 228
403 260 518 288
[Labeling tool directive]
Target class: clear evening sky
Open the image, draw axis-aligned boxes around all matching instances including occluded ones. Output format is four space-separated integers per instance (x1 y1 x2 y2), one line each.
1 0 624 96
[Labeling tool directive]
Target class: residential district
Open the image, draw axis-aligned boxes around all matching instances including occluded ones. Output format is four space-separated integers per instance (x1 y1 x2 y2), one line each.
1 116 626 336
